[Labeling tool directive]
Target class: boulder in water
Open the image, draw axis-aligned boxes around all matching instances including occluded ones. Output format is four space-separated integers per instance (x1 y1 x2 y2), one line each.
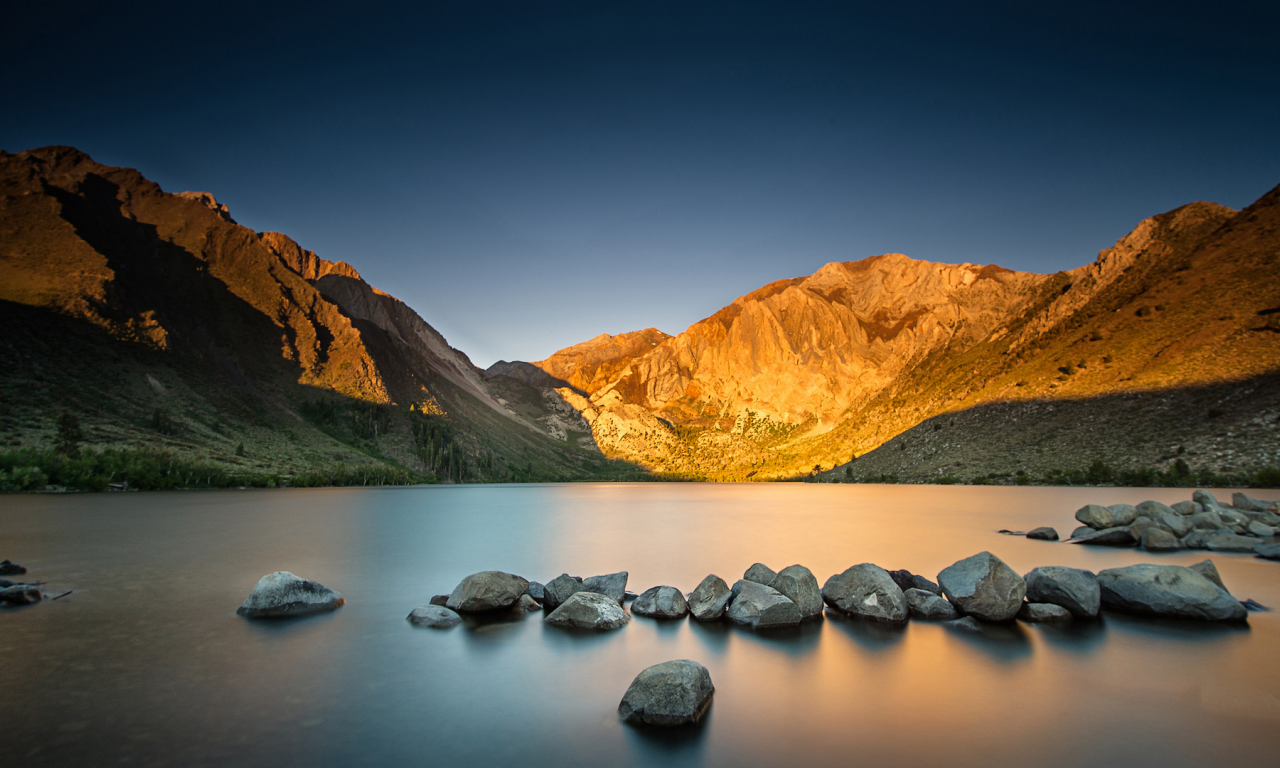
237 572 345 618
1026 527 1059 541
688 575 733 621
583 572 628 604
1097 564 1246 622
632 586 689 619
0 584 42 605
1189 511 1225 530
1247 521 1276 538
726 580 801 629
542 573 586 610
905 587 958 620
407 604 462 628
545 592 631 630
770 565 824 618
1207 533 1261 553
0 560 26 576
1137 500 1177 519
1074 504 1116 529
429 594 450 606
1159 513 1193 538
1018 602 1072 622
937 552 1026 623
618 660 714 726
1233 493 1278 513
1023 566 1099 618
743 563 778 587
1141 527 1183 552
821 564 908 625
1254 543 1280 560
446 571 529 614
1070 526 1136 547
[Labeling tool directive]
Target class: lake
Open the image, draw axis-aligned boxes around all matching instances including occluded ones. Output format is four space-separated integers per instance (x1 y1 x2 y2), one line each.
2 483 1278 767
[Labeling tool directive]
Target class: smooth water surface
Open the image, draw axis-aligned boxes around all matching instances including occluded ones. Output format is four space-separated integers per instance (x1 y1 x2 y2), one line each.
2 483 1278 767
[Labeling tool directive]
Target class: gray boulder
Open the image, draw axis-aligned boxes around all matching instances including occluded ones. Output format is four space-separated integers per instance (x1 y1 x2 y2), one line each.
1158 513 1193 538
583 572 629 604
937 552 1026 623
770 565 824 618
905 587 958 620
407 604 462 628
1190 511 1225 530
1171 500 1200 515
1193 489 1222 510
524 581 545 603
1026 527 1059 541
237 572 345 618
1023 566 1100 618
1075 504 1118 529
743 563 778 587
543 573 586 610
618 660 714 726
1128 516 1161 540
726 580 801 629
1108 504 1140 526
1247 521 1276 538
446 571 529 614
1207 533 1261 553
1181 531 1213 549
0 585 42 605
0 560 27 576
821 564 908 625
1188 559 1227 590
1097 564 1246 622
1234 493 1279 512
1070 526 1136 547
1137 500 1177 519
1141 527 1182 552
545 592 631 630
1254 543 1280 560
688 575 733 621
1218 508 1251 527
632 586 689 619
888 569 942 595
429 594 450 606
1069 526 1095 540
1018 602 1072 622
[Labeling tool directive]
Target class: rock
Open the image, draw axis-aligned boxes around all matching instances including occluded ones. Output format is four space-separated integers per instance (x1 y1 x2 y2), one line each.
1234 493 1278 512
1180 531 1211 549
1097 564 1246 621
688 575 733 621
0 585 42 604
1137 500 1177 519
1069 526 1136 547
1023 566 1100 617
1207 533 1262 553
1128 516 1162 540
1247 521 1276 538
946 616 983 632
888 569 942 595
1141 527 1183 552
997 529 1027 536
1254 543 1280 560
1075 504 1118 529
429 594 450 606
726 580 802 629
618 660 714 726
1188 560 1226 590
524 581 545 602
1069 526 1094 540
446 571 529 614
1193 489 1222 510
1018 602 1072 622
1158 513 1193 538
407 604 462 628
937 552 1026 623
1108 504 1140 526
905 587 958 620
583 572 629 604
1190 511 1225 530
1218 508 1251 526
1026 527 1059 541
770 565 824 618
632 586 689 618
236 571 345 618
542 573 586 610
0 560 27 576
743 563 778 587
821 564 908 625
1246 510 1280 527
545 592 631 630
1170 501 1199 515
624 591 639 601
0 579 11 588
514 594 542 613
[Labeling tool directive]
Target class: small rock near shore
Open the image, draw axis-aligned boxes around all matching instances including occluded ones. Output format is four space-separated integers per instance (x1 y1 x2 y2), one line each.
545 592 631 630
1026 527 1059 541
688 575 733 621
619 660 714 727
632 586 689 619
237 572 345 618
407 604 462 628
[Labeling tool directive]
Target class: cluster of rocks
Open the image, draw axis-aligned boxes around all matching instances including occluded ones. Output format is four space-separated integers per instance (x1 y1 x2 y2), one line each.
1068 491 1280 558
0 560 45 606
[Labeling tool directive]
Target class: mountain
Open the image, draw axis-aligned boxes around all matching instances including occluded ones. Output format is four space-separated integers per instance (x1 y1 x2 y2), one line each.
508 190 1280 481
0 146 631 484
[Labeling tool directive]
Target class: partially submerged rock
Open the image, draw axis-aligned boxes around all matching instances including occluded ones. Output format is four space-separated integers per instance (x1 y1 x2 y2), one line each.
726 580 801 629
1018 602 1072 622
1206 534 1261 553
905 587 958 620
770 565 824 618
237 572 345 618
1070 526 1136 547
688 575 733 621
821 564 908 625
1136 500 1177 519
1255 543 1280 560
888 569 942 596
0 560 27 576
1141 527 1182 552
583 572 629 604
407 604 462 628
632 586 689 619
1026 527 1059 541
542 573 586 610
446 571 530 614
937 552 1025 623
1097 564 1246 622
545 592 631 630
1023 566 1100 618
1075 503 1138 530
0 584 42 605
743 563 778 587
618 660 714 727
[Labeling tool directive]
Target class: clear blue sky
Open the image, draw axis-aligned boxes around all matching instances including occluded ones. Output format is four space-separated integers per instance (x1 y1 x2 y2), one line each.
5 1 1278 367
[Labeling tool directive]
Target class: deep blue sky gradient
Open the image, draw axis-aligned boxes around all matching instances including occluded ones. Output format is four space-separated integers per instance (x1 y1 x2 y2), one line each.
4 1 1278 366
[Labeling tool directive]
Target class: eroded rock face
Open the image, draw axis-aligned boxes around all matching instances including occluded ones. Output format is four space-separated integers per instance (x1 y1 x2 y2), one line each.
543 574 586 610
743 563 778 587
1097 564 1246 622
583 572 629 604
407 604 462 628
237 572 345 618
446 571 529 614
770 565 824 618
545 592 631 630
726 580 801 629
618 660 714 727
905 588 958 620
1018 603 1072 622
632 586 689 619
821 564 908 625
937 552 1025 623
688 575 733 621
1023 566 1099 618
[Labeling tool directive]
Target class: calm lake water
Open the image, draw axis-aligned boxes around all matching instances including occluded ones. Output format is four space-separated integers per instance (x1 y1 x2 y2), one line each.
2 483 1279 767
